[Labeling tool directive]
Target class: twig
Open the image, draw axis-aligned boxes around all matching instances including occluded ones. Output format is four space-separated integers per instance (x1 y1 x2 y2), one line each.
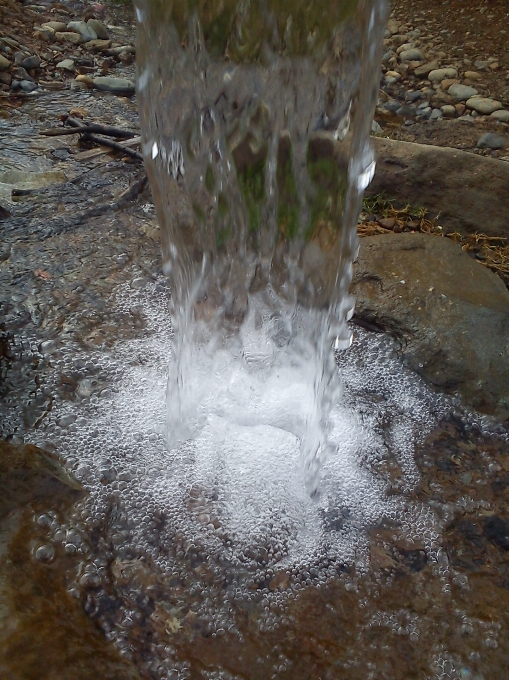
64 115 143 161
41 124 136 139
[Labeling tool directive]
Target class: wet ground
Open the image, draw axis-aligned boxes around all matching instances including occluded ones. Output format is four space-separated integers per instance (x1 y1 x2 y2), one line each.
1 5 509 680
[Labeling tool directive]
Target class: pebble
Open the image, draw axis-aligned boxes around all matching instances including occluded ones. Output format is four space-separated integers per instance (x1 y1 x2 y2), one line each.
0 55 11 71
21 55 40 70
413 60 440 77
75 74 94 87
428 67 458 82
441 105 456 118
477 133 505 150
67 20 97 42
41 21 67 32
92 76 135 95
56 59 75 71
490 110 509 122
55 32 84 46
384 101 400 113
430 109 443 120
34 29 55 43
86 18 109 40
466 97 503 115
19 80 38 93
400 48 424 61
12 66 33 82
387 18 401 35
463 70 481 81
448 83 478 101
85 39 112 53
385 70 401 84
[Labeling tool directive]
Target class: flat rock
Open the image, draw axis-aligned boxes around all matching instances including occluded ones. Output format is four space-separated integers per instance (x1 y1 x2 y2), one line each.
368 137 509 238
55 31 84 46
67 20 97 42
466 97 503 115
428 67 458 82
93 76 135 95
448 83 478 100
352 234 509 420
20 55 40 70
413 60 440 77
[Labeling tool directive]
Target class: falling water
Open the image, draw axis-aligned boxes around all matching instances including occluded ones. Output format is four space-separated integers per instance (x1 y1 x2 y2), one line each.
136 0 388 493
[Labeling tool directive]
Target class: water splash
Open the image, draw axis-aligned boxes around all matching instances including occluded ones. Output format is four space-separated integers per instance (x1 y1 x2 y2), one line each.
136 0 389 492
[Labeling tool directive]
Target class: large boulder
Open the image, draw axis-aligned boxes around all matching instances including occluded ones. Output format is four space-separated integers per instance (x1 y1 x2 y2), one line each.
369 137 509 237
351 233 509 421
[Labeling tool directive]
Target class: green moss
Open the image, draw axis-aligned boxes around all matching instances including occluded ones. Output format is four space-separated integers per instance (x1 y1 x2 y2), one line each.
237 158 265 232
306 152 347 239
276 138 299 239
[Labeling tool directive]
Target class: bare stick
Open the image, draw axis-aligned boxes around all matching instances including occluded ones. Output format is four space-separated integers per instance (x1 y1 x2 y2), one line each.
41 124 136 139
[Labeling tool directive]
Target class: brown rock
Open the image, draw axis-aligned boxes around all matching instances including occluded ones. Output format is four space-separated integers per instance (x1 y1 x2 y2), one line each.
369 137 509 238
55 31 84 46
85 38 111 52
378 217 396 230
75 73 94 87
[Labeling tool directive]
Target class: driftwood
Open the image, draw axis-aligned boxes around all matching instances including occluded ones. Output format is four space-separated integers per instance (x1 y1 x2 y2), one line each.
64 115 144 161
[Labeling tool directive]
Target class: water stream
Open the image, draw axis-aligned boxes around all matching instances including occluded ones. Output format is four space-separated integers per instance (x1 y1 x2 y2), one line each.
2 2 509 679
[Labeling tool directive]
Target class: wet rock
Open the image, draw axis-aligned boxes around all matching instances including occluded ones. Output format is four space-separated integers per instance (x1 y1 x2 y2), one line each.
55 31 84 46
0 54 11 71
93 76 135 95
448 83 478 101
369 137 509 237
352 233 509 420
87 18 109 39
484 517 509 550
477 133 505 150
466 97 503 115
21 55 40 70
67 20 97 42
0 440 82 518
11 66 33 82
428 67 457 82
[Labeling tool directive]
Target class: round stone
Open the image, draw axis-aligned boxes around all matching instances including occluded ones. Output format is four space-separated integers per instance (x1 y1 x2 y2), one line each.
466 97 503 115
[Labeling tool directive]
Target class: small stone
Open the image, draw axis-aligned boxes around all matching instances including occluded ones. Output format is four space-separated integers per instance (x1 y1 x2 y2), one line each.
429 67 458 82
12 66 33 82
490 110 509 122
21 55 41 70
484 517 509 550
378 217 396 230
67 20 97 42
19 80 38 93
448 83 478 101
92 76 135 95
384 101 400 113
466 97 503 115
400 48 424 62
75 74 94 87
41 21 67 32
34 29 55 43
0 71 11 85
387 18 400 35
107 45 136 56
441 105 456 118
384 71 400 84
56 59 75 71
489 62 499 71
86 18 109 39
55 32 84 46
464 70 481 81
0 54 11 71
414 60 440 77
85 38 111 52
441 78 459 91
477 133 505 150
70 79 87 91
430 108 443 120
474 60 489 71
455 103 466 116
